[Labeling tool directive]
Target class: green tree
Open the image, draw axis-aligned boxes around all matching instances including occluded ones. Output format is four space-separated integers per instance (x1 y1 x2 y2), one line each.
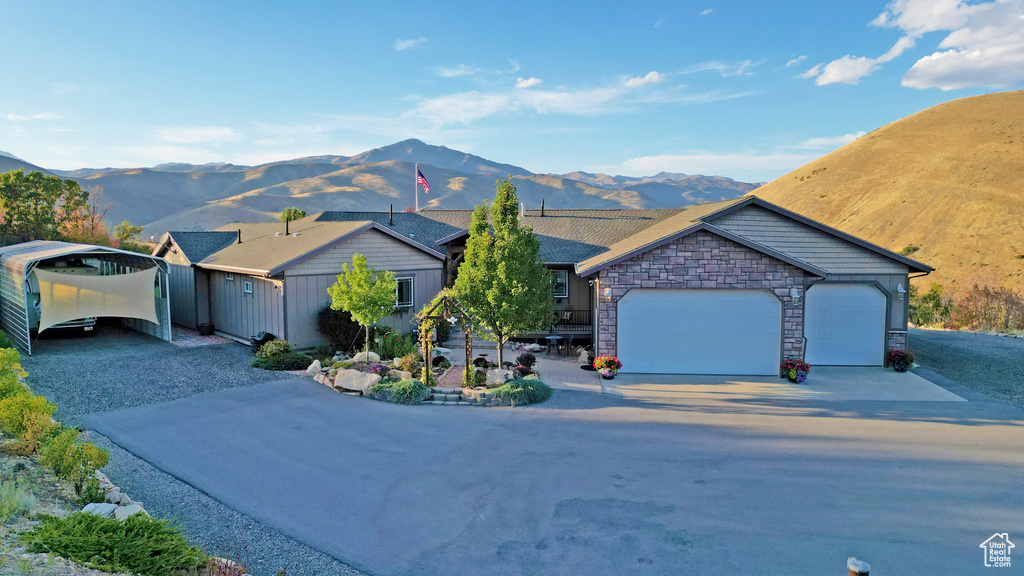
327 253 397 359
113 220 149 253
281 207 307 223
0 169 90 245
453 178 554 364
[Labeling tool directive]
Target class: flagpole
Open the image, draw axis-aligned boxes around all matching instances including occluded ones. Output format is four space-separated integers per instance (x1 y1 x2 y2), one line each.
414 162 419 212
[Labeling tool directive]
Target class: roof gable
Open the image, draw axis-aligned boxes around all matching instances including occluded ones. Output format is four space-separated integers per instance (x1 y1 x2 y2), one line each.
705 197 934 274
156 231 238 264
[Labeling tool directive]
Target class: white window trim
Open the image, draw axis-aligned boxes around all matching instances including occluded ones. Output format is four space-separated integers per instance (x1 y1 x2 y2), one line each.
396 276 414 308
226 273 234 281
243 281 253 294
552 269 569 299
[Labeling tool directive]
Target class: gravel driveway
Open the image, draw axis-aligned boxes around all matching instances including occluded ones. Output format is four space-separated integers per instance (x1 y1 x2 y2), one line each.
21 324 286 425
19 325 366 576
910 327 1024 408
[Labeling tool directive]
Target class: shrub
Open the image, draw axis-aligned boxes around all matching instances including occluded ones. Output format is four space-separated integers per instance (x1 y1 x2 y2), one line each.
0 347 28 400
0 393 56 437
374 331 416 360
251 352 313 371
0 409 55 455
21 513 207 575
256 339 292 358
909 283 955 327
366 363 391 377
332 360 353 369
0 478 36 522
515 353 536 368
492 378 553 406
369 379 430 404
39 428 110 493
316 307 367 352
312 344 337 359
0 329 15 350
433 356 451 369
397 353 420 374
77 475 107 506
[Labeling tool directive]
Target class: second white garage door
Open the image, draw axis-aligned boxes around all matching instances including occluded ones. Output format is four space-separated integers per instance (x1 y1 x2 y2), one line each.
617 289 782 375
805 284 886 365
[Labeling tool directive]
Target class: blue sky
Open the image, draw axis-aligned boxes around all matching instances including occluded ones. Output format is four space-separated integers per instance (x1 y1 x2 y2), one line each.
2 0 1022 182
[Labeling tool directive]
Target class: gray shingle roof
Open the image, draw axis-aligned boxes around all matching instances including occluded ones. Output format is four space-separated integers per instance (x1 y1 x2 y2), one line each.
316 208 687 264
166 231 239 264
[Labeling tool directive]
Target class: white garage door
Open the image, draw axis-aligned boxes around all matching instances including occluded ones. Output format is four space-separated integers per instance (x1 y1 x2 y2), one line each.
805 284 885 366
617 289 782 375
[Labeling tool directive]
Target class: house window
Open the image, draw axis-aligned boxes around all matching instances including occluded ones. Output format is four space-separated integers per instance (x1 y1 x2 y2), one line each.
226 273 234 281
552 270 569 299
243 281 253 294
396 277 414 308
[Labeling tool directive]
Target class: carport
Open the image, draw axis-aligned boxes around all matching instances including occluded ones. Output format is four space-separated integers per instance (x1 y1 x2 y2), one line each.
0 240 171 354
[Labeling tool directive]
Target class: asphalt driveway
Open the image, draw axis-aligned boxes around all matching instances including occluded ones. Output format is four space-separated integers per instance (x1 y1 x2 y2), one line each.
85 377 1024 576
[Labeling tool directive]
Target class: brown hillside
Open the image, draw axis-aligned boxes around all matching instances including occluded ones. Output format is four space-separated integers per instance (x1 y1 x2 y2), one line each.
752 90 1024 289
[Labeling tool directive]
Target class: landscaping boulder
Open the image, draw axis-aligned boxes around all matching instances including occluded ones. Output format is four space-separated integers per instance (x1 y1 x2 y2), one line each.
390 369 412 380
433 346 453 361
306 359 323 376
524 343 543 353
351 351 381 364
486 368 514 385
82 503 118 518
113 503 148 521
334 369 381 393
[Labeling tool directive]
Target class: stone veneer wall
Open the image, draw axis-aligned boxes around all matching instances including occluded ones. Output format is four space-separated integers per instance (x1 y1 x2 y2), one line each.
596 230 811 363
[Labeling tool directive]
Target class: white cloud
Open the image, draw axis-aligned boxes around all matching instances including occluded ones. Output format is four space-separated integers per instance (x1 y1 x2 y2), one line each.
156 126 240 144
792 131 866 149
435 64 477 78
6 112 61 122
798 64 822 79
654 16 664 27
394 37 427 51
624 71 667 87
515 77 543 88
680 59 761 77
786 55 808 67
508 59 521 74
700 9 713 15
806 0 1024 89
606 151 816 177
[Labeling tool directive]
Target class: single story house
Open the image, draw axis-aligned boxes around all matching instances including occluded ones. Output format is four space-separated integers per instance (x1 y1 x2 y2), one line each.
157 196 931 375
153 216 446 348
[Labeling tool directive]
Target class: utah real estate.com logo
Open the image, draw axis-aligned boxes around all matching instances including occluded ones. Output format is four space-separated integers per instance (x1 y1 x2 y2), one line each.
980 533 1014 568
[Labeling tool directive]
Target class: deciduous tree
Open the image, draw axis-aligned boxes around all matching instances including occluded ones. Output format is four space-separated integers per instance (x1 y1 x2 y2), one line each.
327 254 397 359
453 178 554 364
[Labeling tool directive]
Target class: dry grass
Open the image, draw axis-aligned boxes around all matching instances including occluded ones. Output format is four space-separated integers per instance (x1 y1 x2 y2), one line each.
752 89 1024 289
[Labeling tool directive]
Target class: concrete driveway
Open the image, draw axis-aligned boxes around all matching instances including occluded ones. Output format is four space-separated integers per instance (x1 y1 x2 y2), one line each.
601 366 966 402
85 376 1024 576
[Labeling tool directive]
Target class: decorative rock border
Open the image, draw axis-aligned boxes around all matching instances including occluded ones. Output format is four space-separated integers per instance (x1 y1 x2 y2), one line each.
81 471 148 520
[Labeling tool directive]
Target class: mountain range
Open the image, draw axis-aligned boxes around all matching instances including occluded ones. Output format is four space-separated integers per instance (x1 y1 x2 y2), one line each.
0 140 758 238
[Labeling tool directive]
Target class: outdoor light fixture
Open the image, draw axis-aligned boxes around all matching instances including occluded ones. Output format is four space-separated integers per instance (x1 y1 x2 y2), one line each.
447 316 458 326
604 287 612 297
789 287 801 299
897 283 907 301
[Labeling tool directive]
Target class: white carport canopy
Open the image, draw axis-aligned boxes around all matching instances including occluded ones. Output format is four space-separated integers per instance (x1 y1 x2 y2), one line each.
0 240 171 354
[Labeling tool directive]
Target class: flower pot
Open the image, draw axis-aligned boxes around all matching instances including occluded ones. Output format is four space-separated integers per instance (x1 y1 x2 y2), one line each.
893 361 910 372
601 374 615 380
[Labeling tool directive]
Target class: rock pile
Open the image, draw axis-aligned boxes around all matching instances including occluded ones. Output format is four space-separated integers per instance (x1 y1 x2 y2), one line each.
81 471 147 520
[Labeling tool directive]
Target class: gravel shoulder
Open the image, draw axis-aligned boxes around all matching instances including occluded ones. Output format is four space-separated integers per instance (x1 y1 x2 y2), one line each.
909 327 1024 408
18 325 365 576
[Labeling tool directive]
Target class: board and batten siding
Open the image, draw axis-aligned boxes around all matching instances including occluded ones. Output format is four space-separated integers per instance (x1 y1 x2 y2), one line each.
166 264 197 328
209 271 284 342
284 228 442 276
713 205 908 275
284 268 443 349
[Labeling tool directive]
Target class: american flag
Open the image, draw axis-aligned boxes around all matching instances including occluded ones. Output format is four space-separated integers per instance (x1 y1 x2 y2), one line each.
417 169 430 194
